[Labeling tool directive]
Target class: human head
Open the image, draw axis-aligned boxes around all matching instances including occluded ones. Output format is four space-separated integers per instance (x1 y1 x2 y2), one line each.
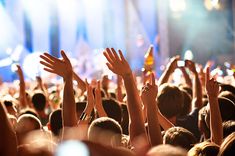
102 98 122 123
223 120 235 139
158 84 184 119
179 89 192 116
48 109 62 136
88 117 122 147
188 141 219 156
218 132 235 156
32 91 46 112
147 144 187 156
16 114 42 144
163 127 196 151
219 91 235 104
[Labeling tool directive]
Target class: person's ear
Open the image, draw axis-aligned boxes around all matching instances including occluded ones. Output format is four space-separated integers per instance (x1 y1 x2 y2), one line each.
47 122 51 130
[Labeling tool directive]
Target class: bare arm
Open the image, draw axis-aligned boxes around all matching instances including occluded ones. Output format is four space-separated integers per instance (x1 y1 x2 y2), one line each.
78 80 95 125
16 65 28 108
179 67 192 87
103 48 149 148
185 60 203 110
158 56 179 86
141 73 162 146
40 51 77 127
205 67 223 145
116 75 123 102
73 71 86 95
95 81 107 117
157 110 174 131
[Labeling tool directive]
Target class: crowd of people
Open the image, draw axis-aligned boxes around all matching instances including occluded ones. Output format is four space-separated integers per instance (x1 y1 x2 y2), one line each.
0 47 235 156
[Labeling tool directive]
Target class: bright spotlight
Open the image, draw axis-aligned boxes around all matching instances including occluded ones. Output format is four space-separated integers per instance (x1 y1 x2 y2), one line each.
169 0 186 12
22 52 50 80
184 50 194 60
204 0 220 10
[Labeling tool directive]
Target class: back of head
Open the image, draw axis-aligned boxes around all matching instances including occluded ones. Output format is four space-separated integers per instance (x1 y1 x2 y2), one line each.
16 114 42 135
219 91 235 104
32 92 46 111
49 109 62 136
102 98 122 123
218 132 235 156
163 126 196 151
218 97 235 121
88 117 122 147
147 144 187 156
180 89 192 116
188 141 219 156
158 84 184 118
220 84 235 96
223 120 235 139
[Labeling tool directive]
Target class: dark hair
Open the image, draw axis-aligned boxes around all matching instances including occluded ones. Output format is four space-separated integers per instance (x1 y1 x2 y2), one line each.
219 84 235 95
179 89 192 116
218 97 235 122
19 108 39 118
76 101 87 118
158 84 184 118
32 92 46 111
102 98 122 123
223 120 235 139
219 91 235 104
120 104 129 135
49 109 62 136
163 127 196 151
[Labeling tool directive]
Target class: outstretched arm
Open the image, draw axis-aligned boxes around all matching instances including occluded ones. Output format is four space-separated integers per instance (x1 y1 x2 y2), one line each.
16 65 28 108
141 73 162 146
158 56 179 86
103 48 149 147
205 67 223 145
40 51 77 127
95 81 107 117
179 67 192 87
185 60 203 110
73 71 86 95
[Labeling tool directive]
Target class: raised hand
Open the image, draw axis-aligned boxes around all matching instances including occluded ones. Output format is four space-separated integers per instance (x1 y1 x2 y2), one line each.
95 81 107 117
167 55 180 72
141 73 158 105
103 48 132 77
158 55 180 86
206 78 219 97
40 50 77 127
40 50 73 79
141 73 162 146
185 60 197 74
205 66 223 145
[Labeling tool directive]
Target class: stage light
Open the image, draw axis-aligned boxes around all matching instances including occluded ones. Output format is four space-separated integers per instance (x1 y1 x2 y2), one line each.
184 50 193 60
204 0 220 11
11 63 18 72
169 0 186 12
22 52 50 80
